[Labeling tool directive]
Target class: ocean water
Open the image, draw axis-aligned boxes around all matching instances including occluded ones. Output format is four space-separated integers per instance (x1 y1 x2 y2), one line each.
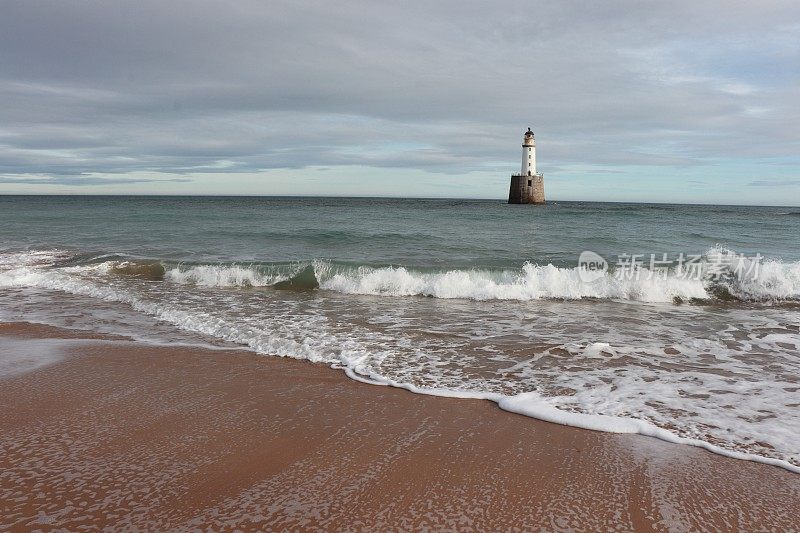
1 196 799 471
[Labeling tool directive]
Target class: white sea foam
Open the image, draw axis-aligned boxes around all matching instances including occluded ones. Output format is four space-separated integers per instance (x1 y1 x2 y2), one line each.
46 248 800 304
0 337 69 378
315 261 710 302
0 263 336 364
338 367 800 475
0 250 70 268
315 262 764 302
153 254 800 303
318 247 800 302
164 264 295 287
496 391 800 473
723 256 800 301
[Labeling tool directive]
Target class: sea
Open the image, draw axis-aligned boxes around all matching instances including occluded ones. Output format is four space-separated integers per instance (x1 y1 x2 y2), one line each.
1 196 798 472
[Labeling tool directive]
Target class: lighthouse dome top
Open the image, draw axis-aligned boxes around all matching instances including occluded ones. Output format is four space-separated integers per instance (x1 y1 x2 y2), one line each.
525 127 534 136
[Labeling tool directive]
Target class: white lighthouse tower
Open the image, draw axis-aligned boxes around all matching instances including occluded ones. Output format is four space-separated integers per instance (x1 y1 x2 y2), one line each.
521 127 536 176
508 127 545 204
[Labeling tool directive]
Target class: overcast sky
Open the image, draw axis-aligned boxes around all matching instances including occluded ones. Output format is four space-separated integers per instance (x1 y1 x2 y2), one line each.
1 1 799 204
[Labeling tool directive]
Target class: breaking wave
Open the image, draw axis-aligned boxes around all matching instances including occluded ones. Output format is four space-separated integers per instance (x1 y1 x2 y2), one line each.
314 261 708 302
3 248 799 304
164 263 298 287
158 251 800 304
107 261 166 281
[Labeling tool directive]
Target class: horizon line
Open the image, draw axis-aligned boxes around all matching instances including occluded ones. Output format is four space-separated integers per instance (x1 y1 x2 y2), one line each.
0 193 798 208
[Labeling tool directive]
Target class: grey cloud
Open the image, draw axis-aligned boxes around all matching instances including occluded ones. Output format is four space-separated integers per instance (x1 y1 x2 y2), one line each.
0 175 192 186
747 179 800 187
0 0 799 180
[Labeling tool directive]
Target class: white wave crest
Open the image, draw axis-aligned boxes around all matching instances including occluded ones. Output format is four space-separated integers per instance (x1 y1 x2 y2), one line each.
164 264 297 287
43 259 287 287
0 250 70 268
718 254 800 301
141 257 800 303
316 262 710 303
3 248 798 303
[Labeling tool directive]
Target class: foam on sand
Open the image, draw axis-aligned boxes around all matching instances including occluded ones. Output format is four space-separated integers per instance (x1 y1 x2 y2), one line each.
339 365 800 475
0 337 69 378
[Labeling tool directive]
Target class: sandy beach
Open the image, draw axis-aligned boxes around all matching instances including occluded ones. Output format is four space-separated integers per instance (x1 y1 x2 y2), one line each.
1 321 798 531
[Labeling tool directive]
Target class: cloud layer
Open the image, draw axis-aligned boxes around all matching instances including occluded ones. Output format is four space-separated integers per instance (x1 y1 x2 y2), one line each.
1 1 799 200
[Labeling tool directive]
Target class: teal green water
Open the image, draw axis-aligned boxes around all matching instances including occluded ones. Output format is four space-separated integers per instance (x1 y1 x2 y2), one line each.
1 196 798 268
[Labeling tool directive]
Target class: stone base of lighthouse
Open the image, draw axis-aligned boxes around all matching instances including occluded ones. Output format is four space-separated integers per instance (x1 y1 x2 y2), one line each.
508 174 545 204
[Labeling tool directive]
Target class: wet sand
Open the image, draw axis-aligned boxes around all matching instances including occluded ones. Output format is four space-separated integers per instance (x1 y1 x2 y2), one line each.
1 322 798 531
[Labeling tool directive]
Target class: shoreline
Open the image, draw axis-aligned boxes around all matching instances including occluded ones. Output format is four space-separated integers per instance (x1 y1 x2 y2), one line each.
1 321 799 530
349 362 800 476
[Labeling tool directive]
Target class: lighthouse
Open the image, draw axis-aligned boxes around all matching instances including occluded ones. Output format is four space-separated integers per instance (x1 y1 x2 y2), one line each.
508 127 545 204
521 127 536 176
